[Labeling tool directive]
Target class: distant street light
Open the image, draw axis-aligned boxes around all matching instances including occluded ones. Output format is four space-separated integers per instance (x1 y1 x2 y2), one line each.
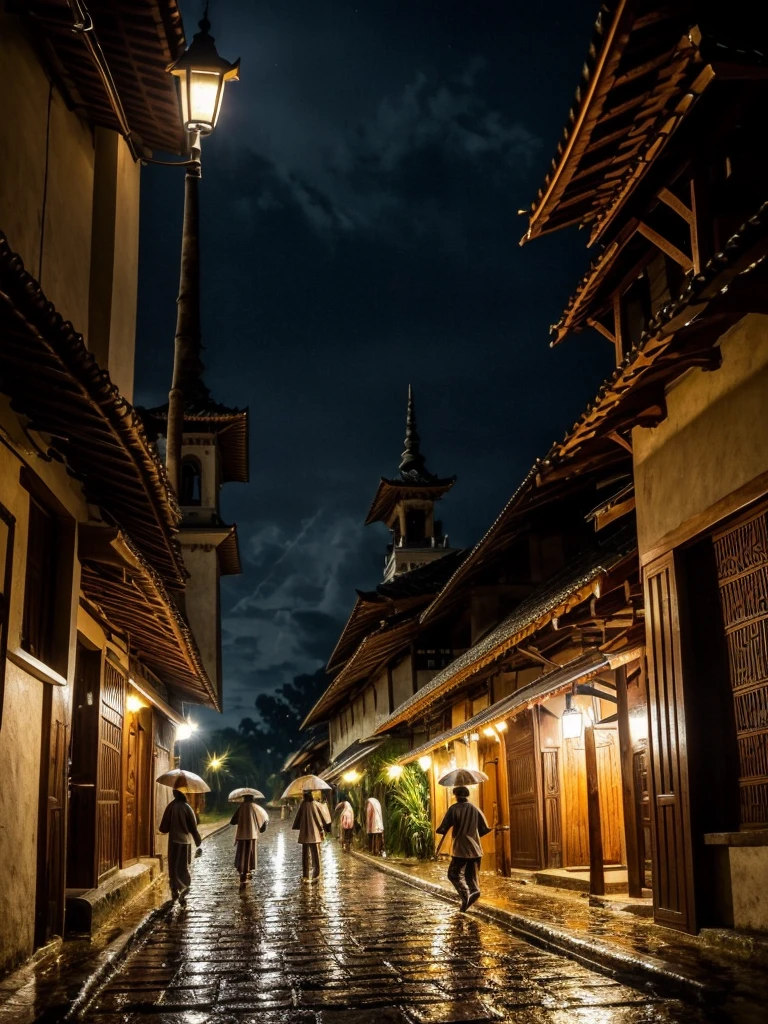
164 8 240 494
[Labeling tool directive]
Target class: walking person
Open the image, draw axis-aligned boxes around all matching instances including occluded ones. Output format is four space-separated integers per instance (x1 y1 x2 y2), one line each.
292 790 332 882
230 794 269 888
335 800 355 853
365 796 384 855
436 786 491 912
159 788 202 904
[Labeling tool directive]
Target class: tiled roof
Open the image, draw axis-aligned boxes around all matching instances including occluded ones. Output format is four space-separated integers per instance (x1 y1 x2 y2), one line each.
552 200 768 461
524 1 710 245
0 233 187 589
375 529 637 731
364 475 456 527
327 550 467 673
79 524 217 708
21 0 186 154
398 651 612 763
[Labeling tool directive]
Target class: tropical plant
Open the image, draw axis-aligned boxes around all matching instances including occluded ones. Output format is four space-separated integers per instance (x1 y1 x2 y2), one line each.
378 763 434 859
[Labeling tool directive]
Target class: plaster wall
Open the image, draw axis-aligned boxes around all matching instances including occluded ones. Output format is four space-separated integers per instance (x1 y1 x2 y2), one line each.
374 670 390 728
391 657 413 711
179 542 220 693
0 12 94 335
88 129 140 401
633 315 768 558
0 411 85 974
728 847 768 932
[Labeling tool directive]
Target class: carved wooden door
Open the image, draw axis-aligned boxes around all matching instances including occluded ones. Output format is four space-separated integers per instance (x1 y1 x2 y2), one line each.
506 710 542 869
712 507 768 828
35 685 68 947
644 551 696 931
97 659 124 879
123 710 138 864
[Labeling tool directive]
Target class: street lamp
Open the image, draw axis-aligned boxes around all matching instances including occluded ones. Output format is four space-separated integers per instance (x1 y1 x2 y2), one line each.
561 695 583 740
167 13 240 137
164 8 240 495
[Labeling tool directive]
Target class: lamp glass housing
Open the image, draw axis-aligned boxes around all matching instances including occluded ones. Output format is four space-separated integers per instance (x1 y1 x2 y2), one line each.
561 706 583 740
167 19 240 136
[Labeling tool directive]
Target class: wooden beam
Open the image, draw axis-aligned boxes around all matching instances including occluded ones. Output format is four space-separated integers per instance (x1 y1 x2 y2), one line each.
518 645 559 670
584 719 605 896
607 430 633 455
690 174 713 276
615 664 643 897
612 293 623 366
587 317 617 345
636 221 693 270
657 186 693 225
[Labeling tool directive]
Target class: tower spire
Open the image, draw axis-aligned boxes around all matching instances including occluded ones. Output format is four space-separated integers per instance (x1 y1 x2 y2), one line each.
399 384 426 475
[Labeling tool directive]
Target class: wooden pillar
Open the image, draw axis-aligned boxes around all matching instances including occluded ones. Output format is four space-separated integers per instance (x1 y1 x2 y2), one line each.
584 718 605 896
615 664 643 897
496 728 512 876
690 174 713 275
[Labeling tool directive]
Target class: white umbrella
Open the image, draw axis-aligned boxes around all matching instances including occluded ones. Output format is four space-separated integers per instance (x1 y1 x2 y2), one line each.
156 768 210 794
228 787 265 802
437 768 489 787
281 774 332 799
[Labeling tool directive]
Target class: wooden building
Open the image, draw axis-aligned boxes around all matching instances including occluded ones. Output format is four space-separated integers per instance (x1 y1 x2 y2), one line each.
521 0 768 933
0 0 239 974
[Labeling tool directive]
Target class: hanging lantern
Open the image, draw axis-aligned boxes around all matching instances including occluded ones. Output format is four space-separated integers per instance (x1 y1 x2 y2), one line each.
417 755 432 771
176 722 193 740
561 695 583 740
387 764 404 780
167 16 240 135
342 769 361 784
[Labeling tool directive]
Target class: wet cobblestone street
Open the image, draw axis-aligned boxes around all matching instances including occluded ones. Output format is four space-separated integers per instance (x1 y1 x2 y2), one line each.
81 822 726 1023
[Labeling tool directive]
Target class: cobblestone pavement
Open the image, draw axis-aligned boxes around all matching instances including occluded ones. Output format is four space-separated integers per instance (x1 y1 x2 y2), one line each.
74 820 735 1024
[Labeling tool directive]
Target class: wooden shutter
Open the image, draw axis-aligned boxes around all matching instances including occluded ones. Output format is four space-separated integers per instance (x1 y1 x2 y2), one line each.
506 710 543 869
96 659 125 879
644 551 696 932
712 506 768 828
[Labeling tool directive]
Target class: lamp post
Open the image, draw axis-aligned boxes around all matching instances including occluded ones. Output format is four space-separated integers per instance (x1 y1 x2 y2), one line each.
164 9 239 494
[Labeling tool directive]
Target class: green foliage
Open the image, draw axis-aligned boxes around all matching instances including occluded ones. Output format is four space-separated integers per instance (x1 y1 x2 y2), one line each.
380 764 434 860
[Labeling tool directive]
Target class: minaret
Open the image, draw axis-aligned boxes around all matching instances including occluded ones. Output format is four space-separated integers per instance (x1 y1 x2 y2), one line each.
365 386 456 581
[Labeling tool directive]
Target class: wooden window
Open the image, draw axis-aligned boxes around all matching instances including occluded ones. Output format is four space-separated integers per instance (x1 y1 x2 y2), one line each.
180 457 202 506
22 498 57 665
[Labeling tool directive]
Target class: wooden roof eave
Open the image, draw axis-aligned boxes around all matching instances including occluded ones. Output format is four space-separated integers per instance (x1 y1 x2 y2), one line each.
524 0 634 243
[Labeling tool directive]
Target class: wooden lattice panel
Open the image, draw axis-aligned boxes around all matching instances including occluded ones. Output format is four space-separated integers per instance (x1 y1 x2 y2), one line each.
97 660 125 878
713 508 768 828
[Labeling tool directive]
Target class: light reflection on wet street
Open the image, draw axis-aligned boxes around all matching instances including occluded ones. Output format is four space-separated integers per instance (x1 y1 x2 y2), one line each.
81 820 724 1023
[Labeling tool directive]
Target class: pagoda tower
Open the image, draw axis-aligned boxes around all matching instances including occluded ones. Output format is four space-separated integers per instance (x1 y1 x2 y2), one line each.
142 375 247 702
366 386 456 581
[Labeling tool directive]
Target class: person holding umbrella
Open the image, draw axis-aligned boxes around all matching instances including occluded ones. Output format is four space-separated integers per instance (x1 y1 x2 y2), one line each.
229 788 269 889
334 800 355 853
157 770 208 905
282 775 332 883
365 796 384 856
435 768 492 912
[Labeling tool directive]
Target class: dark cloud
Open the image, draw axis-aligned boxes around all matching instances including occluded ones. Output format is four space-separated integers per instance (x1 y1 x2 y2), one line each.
137 0 610 732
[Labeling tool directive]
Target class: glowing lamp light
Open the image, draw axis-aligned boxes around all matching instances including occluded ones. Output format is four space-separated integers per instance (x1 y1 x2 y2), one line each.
176 722 193 740
483 726 498 740
495 721 508 732
561 696 583 740
469 732 480 743
417 755 432 772
126 694 144 713
629 710 649 746
342 769 361 784
167 15 240 135
208 755 223 771
386 764 404 780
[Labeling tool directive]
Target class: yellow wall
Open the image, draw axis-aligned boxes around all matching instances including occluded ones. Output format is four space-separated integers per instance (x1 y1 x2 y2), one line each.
0 11 140 398
633 315 768 559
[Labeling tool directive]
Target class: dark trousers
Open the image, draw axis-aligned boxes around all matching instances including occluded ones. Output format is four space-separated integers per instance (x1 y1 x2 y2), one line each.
447 856 480 899
301 842 320 880
342 827 354 852
368 833 383 855
168 841 192 896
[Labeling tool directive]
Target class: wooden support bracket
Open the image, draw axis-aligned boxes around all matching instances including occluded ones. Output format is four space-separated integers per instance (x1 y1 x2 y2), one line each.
637 221 693 271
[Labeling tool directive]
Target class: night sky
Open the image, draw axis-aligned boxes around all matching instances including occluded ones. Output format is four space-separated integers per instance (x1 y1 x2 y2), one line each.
135 0 612 731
